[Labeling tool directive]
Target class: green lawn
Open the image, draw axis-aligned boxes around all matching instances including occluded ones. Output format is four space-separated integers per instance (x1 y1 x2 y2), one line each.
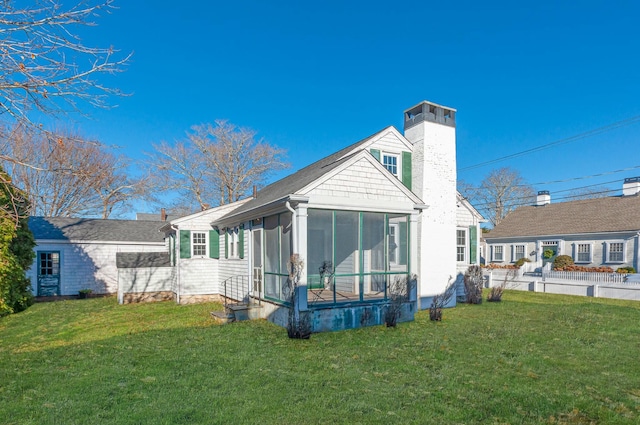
1 292 639 424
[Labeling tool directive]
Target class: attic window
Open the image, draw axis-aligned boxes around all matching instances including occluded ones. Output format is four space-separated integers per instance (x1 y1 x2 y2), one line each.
382 154 398 176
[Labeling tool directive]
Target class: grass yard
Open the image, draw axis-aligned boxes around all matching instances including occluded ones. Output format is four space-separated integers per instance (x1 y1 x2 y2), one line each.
1 291 640 425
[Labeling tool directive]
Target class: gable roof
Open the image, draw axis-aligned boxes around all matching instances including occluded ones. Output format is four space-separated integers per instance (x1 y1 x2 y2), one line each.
486 195 640 239
28 217 166 243
217 126 419 222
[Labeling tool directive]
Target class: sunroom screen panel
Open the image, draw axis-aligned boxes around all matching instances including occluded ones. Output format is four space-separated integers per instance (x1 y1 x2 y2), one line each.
264 214 281 299
280 212 292 274
334 211 359 293
307 209 334 289
363 212 386 292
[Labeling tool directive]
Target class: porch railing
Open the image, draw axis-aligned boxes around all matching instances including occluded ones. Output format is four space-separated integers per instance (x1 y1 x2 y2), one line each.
307 272 409 307
222 275 251 309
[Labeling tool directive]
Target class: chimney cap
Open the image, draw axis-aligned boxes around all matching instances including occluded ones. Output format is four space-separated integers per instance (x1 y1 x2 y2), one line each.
537 190 550 196
624 177 640 184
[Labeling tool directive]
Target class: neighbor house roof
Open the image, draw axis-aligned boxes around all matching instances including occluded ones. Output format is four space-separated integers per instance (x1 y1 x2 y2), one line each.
486 195 640 239
28 217 166 243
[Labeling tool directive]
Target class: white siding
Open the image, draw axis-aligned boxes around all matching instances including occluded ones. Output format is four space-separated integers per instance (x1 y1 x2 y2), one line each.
306 158 415 211
28 240 166 296
119 267 175 293
368 131 412 154
178 258 218 295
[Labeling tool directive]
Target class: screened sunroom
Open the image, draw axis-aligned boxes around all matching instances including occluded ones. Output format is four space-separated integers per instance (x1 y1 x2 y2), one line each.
259 207 412 307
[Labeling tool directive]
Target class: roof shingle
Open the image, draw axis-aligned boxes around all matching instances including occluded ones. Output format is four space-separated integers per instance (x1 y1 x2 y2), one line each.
486 195 640 238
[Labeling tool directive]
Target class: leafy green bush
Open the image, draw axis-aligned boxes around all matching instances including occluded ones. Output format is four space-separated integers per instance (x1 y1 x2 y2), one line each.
553 255 574 270
514 257 531 268
0 168 35 317
616 267 636 274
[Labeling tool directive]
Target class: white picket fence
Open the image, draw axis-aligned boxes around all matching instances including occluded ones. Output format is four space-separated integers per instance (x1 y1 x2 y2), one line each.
483 268 640 302
542 270 629 284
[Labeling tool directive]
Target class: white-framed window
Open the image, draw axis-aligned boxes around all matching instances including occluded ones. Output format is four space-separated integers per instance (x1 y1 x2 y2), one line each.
228 227 239 259
456 229 466 262
382 154 398 176
192 232 207 257
513 244 526 261
575 243 592 263
607 241 625 263
492 245 504 262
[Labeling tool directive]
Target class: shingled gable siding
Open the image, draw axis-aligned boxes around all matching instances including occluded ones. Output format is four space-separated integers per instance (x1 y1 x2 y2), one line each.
307 157 415 206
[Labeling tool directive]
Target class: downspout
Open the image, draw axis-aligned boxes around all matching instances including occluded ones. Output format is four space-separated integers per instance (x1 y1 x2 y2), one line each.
171 224 181 304
285 201 297 254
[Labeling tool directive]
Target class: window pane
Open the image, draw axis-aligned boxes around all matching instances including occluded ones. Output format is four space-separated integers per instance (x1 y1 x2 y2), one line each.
609 243 623 262
383 155 398 175
515 245 525 261
456 229 466 262
577 244 590 262
494 246 503 261
192 232 206 256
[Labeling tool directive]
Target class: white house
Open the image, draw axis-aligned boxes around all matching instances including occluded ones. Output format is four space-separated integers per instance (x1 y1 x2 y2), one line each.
28 217 166 297
117 100 484 331
484 178 640 272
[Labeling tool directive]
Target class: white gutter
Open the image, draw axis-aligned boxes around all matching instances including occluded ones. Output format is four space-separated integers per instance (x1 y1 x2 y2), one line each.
171 224 181 304
285 201 297 254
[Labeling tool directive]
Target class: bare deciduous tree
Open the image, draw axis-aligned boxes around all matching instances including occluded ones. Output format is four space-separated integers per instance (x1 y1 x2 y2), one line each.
460 167 535 227
148 120 289 211
567 186 612 201
0 1 130 224
3 127 146 218
0 0 130 126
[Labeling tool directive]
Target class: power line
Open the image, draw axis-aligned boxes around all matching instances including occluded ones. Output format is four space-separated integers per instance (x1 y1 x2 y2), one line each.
459 115 640 172
514 166 640 187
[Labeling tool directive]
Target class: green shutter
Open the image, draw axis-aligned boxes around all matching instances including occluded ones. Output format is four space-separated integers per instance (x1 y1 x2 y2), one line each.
469 225 478 264
179 230 191 259
209 229 220 259
401 151 412 190
239 225 245 259
224 230 228 259
370 148 381 161
399 221 408 266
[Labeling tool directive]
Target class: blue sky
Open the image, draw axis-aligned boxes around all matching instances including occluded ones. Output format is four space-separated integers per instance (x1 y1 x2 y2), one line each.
71 1 640 212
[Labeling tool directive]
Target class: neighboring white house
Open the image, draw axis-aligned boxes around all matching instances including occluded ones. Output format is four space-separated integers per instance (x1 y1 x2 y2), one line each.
484 178 640 272
117 100 484 331
28 217 166 297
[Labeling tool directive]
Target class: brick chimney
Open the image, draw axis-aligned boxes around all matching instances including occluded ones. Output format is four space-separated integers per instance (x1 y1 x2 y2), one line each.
161 208 167 221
